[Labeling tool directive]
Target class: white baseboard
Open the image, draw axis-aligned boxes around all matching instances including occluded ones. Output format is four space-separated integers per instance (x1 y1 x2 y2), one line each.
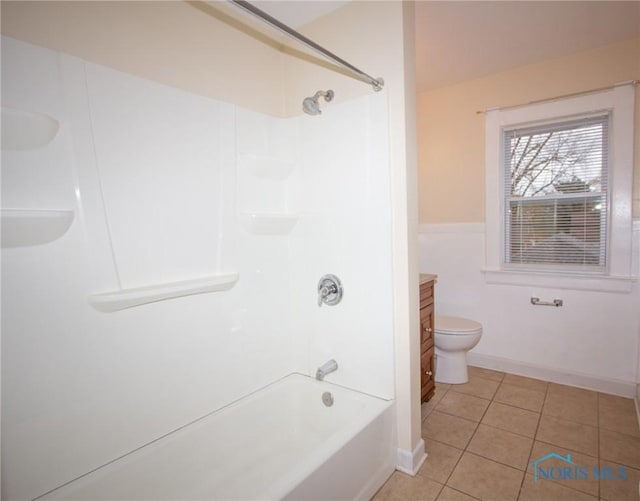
467 352 637 398
395 439 427 476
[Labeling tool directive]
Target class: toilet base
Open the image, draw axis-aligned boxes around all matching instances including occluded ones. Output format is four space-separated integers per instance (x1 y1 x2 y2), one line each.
435 349 469 384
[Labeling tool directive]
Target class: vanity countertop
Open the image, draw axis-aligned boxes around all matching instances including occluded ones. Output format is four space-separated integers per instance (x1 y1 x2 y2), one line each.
420 273 437 285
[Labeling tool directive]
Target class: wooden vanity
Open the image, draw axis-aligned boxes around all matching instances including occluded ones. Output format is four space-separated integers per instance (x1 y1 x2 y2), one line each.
419 274 437 402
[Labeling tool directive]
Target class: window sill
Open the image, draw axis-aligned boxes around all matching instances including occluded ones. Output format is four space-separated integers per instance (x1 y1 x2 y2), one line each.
482 268 636 293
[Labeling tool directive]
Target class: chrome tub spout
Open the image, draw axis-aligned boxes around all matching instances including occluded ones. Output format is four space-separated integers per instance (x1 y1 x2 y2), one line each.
316 359 338 381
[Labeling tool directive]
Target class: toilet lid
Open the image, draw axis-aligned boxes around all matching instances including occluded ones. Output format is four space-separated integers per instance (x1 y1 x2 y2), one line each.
435 315 482 335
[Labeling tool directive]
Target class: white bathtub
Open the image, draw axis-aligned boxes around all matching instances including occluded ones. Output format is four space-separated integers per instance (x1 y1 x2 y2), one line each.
42 373 395 500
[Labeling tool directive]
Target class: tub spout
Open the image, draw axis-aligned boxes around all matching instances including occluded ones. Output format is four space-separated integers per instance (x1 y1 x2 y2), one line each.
316 359 338 381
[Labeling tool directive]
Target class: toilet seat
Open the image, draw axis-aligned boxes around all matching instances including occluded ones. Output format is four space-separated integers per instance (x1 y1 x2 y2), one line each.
435 315 482 335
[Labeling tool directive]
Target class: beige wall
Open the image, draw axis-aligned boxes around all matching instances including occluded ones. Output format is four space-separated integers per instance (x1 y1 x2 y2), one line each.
1 1 287 116
418 38 640 223
282 1 389 114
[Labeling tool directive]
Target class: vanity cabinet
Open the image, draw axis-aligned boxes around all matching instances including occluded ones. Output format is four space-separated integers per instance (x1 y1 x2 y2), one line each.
420 276 436 402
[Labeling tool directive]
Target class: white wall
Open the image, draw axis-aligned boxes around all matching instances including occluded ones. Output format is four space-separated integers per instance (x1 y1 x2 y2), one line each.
290 92 395 398
637 323 640 403
419 222 640 397
1 36 296 500
282 0 422 467
3 0 420 474
1 36 395 500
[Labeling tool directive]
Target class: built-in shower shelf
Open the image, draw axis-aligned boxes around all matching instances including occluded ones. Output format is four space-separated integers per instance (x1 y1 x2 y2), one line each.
239 213 299 235
238 154 294 181
1 107 60 150
1 209 74 248
89 272 239 312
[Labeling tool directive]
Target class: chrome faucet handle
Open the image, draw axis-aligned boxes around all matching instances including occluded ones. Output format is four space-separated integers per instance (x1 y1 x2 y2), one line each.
317 285 328 306
317 275 343 307
317 284 337 306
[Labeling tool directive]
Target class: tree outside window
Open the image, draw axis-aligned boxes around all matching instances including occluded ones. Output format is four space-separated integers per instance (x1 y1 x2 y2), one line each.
504 115 608 269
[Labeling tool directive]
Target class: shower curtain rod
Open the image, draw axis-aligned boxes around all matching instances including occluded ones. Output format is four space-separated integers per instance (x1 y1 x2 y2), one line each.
476 80 638 114
228 0 384 92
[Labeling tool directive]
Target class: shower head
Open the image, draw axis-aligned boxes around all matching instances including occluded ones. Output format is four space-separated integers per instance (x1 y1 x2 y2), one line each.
302 89 334 116
302 97 321 116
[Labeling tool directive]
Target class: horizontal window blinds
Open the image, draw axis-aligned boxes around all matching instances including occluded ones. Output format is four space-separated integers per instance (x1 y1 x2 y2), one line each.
503 114 609 271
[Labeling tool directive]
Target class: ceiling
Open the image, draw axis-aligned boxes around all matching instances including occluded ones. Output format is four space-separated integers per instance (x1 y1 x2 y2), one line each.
415 1 640 92
254 1 349 28
256 1 640 93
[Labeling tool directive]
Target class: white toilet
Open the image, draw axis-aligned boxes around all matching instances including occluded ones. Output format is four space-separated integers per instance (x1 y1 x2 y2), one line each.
434 315 483 384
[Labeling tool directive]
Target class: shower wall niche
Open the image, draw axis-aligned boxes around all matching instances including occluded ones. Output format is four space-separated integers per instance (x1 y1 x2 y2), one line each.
1 39 76 249
1 36 394 501
236 108 300 235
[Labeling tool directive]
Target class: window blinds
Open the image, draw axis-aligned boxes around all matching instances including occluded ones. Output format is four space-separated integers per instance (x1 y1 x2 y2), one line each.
503 114 609 271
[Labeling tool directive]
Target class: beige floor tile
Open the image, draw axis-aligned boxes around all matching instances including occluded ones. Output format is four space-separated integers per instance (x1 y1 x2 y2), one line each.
599 428 640 469
449 377 500 401
467 423 533 470
598 394 640 438
446 452 523 501
422 402 433 421
598 459 640 501
435 390 491 422
536 414 599 456
547 383 599 401
436 486 479 501
423 388 451 421
494 383 546 412
599 392 637 412
422 411 478 450
373 471 443 501
543 390 598 427
437 382 452 392
425 386 450 408
419 368 640 501
467 366 505 383
519 473 598 501
502 373 548 393
481 401 540 438
418 439 464 484
527 440 599 497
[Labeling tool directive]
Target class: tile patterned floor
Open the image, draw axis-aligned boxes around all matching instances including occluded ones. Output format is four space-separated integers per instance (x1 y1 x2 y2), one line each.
373 366 640 501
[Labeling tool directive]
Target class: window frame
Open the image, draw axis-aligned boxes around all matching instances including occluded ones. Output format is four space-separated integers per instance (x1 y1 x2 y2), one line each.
484 83 635 292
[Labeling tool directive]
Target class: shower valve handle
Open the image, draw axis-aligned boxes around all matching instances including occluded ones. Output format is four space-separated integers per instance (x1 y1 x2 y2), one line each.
317 274 343 307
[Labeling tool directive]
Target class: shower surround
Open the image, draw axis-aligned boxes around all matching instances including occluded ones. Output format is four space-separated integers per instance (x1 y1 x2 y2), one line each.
1 36 394 500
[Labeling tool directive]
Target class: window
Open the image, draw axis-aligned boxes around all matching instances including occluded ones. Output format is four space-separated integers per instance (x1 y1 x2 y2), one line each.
504 114 608 272
484 83 635 292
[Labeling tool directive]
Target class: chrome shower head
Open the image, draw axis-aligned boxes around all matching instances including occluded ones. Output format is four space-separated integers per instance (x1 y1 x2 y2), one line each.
302 97 321 116
302 89 334 116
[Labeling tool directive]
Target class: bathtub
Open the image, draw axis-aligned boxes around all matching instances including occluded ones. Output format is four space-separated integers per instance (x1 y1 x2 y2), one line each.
42 373 395 500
